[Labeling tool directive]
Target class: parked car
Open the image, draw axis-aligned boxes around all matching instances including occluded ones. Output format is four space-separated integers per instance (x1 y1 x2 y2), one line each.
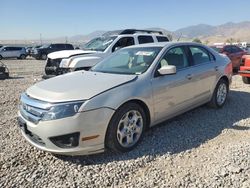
0 61 9 79
0 46 27 60
18 42 232 156
31 43 74 60
25 46 33 56
238 55 250 84
210 45 246 71
43 29 170 78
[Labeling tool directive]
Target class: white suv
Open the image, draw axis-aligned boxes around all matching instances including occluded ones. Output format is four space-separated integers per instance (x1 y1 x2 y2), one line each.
0 46 27 60
44 29 170 78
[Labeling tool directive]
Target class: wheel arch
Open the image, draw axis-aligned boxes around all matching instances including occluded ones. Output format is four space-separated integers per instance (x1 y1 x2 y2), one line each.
116 99 151 129
218 75 230 89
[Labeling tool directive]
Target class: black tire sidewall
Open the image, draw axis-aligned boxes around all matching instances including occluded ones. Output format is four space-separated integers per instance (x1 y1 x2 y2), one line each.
105 103 146 152
41 54 47 60
242 76 250 84
20 54 26 59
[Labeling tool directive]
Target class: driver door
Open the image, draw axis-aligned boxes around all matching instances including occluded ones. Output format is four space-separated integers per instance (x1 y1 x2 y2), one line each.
151 46 196 123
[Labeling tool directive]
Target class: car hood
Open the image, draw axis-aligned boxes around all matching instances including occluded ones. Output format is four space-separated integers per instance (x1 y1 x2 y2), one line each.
26 71 137 103
47 50 96 59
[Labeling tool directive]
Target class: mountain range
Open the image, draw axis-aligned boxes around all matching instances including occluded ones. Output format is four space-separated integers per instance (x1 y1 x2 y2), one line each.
2 21 250 45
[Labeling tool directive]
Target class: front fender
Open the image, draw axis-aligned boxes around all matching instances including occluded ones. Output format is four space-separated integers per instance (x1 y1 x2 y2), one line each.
82 78 154 123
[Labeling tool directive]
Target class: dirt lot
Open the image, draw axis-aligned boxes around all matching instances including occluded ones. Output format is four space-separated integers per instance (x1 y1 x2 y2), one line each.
0 59 250 187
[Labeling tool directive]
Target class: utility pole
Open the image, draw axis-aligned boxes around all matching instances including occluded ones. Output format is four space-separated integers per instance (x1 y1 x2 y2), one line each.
65 36 68 43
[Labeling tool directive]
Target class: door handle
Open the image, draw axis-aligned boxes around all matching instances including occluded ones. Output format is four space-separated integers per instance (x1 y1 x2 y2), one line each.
214 66 219 71
186 74 192 80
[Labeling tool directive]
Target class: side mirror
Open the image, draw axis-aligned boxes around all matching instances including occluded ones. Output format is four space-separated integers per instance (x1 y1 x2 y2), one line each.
158 65 176 75
114 46 122 51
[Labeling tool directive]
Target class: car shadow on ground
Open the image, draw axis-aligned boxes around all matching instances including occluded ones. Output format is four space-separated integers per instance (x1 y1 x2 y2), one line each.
55 90 250 165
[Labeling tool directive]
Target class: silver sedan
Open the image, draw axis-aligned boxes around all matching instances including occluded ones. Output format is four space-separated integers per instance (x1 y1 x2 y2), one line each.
18 42 232 155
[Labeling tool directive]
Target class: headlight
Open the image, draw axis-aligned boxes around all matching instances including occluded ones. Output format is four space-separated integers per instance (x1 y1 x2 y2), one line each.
41 101 84 121
59 59 71 68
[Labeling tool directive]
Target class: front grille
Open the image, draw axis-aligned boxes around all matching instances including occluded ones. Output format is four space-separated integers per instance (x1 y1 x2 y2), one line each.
45 58 62 75
20 93 50 124
46 58 62 67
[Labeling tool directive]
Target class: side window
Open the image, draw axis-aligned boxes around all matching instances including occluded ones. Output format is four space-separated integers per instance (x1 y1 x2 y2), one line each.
138 36 154 44
50 44 56 49
190 46 210 65
56 44 65 49
4 47 11 51
9 47 16 51
159 47 188 69
66 44 74 49
156 36 169 42
112 37 135 52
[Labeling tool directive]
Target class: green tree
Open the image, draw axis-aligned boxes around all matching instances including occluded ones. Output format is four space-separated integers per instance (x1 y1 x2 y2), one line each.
192 38 202 43
226 38 235 44
204 40 210 45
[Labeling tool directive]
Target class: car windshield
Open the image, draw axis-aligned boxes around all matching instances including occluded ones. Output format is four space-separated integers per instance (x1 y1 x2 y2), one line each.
83 36 117 51
210 46 222 53
91 47 162 75
40 44 49 48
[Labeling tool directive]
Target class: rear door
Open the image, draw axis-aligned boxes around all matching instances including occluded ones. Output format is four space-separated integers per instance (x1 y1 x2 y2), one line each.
12 47 21 57
187 45 219 102
152 45 196 123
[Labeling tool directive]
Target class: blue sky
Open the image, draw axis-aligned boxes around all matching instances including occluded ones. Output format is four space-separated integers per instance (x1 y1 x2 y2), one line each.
1 0 250 40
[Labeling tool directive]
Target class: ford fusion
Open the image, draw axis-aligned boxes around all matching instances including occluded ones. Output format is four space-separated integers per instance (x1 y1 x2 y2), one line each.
18 42 232 155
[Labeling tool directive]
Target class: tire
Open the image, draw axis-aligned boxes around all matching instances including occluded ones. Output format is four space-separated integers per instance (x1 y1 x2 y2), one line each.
0 55 2 60
41 54 47 60
208 79 229 108
242 76 250 84
19 54 26 60
105 102 146 152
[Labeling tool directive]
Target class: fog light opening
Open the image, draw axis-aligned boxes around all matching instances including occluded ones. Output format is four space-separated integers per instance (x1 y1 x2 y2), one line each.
50 132 80 148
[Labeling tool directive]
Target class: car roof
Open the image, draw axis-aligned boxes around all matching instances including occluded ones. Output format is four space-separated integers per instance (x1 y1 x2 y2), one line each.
125 42 207 49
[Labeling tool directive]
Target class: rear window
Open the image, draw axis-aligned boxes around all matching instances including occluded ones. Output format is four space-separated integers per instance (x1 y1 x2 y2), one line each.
138 36 154 44
189 46 211 65
156 36 169 42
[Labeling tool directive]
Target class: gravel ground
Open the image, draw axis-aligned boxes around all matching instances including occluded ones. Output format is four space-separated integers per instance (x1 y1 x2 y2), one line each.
0 59 250 188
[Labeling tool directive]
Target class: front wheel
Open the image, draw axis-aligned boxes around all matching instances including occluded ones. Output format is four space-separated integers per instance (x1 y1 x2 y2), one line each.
242 76 250 84
105 103 146 152
208 79 229 108
41 54 47 60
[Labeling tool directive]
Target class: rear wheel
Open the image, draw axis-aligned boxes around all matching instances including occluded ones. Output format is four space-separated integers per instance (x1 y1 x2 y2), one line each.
41 54 47 60
208 79 228 108
242 76 250 84
105 103 146 152
19 54 26 59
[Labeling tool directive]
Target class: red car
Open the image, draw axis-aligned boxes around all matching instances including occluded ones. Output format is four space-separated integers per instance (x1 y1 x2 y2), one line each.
211 45 247 71
238 55 250 84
